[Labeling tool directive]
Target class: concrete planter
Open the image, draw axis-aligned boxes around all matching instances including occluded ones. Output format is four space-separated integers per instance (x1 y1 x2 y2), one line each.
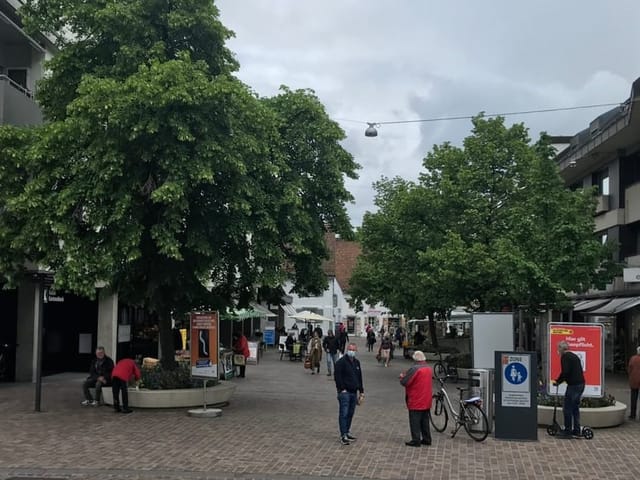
102 382 236 409
537 401 627 428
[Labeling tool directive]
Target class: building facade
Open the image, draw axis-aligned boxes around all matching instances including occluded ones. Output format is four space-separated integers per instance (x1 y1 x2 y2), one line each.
555 76 640 370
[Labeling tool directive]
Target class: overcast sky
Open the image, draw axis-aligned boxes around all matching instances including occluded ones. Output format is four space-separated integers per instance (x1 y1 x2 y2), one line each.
216 1 640 227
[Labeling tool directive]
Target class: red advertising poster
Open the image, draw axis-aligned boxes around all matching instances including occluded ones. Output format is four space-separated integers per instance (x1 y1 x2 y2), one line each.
547 322 603 397
190 312 219 379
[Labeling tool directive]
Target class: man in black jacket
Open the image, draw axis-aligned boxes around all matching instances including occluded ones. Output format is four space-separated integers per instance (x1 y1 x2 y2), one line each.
82 346 114 406
554 340 585 438
334 343 364 445
322 330 339 376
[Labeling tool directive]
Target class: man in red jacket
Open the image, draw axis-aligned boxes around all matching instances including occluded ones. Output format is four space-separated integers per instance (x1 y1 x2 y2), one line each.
399 350 433 447
111 357 141 414
233 331 250 378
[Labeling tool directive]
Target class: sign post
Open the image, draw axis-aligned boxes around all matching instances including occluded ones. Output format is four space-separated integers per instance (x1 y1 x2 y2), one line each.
547 323 604 397
190 312 219 381
494 351 537 441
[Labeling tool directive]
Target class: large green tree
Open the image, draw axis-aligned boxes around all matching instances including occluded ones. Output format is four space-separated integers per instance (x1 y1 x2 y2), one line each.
350 116 618 346
0 0 358 367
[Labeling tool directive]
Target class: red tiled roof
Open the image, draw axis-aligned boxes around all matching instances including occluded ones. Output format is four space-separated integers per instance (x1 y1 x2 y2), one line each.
322 233 361 293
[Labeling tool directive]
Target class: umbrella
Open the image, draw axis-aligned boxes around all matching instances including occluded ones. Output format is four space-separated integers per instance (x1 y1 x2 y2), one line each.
289 310 332 322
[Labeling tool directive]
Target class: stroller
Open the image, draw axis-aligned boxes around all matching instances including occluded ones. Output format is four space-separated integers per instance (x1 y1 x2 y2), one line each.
546 383 594 439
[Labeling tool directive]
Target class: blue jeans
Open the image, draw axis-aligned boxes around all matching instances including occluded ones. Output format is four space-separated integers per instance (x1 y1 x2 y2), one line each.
337 391 357 437
326 352 338 374
563 383 585 433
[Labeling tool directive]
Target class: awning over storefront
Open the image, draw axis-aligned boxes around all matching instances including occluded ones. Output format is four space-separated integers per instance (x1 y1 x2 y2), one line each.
250 303 277 318
582 296 640 316
573 298 611 312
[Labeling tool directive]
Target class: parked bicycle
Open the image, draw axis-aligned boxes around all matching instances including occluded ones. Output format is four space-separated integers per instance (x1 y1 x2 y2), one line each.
429 375 489 442
433 351 459 383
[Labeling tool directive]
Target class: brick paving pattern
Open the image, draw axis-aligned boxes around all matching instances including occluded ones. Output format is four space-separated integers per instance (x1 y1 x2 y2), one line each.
1 337 640 480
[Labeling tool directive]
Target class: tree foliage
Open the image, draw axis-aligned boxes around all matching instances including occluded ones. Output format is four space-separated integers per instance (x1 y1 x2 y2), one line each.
0 0 358 367
350 116 618 335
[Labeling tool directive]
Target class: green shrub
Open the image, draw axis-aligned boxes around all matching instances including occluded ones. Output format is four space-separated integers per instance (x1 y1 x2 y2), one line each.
537 387 616 408
139 363 212 390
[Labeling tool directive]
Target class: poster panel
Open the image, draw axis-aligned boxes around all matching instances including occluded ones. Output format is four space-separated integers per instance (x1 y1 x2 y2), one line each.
547 322 603 397
190 311 219 379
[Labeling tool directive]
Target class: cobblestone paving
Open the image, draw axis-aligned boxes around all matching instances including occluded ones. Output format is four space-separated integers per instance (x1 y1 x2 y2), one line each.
1 337 639 480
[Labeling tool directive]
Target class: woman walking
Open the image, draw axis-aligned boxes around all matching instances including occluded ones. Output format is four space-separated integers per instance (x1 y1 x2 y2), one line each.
308 331 323 375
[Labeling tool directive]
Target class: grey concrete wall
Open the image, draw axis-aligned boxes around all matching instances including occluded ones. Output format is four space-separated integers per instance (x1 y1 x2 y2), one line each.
0 79 42 125
97 289 118 360
15 280 40 382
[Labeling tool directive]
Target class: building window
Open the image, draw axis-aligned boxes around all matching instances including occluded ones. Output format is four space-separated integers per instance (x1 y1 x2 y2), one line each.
593 169 609 195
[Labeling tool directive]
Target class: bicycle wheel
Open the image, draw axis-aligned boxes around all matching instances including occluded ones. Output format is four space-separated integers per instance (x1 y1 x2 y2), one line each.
462 403 489 442
429 394 448 432
433 361 447 381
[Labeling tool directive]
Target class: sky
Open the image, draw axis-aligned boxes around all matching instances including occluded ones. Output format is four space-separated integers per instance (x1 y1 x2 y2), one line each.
216 0 640 227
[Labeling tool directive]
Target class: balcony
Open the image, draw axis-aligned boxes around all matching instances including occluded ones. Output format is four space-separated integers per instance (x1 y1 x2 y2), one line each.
595 195 610 214
0 74 42 125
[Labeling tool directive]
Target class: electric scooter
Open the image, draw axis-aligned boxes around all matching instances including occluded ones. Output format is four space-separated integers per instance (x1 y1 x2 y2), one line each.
546 383 594 439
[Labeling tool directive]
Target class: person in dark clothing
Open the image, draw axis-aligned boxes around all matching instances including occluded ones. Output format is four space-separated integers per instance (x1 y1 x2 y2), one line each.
313 326 323 338
81 346 114 406
334 343 364 445
554 340 585 438
323 330 339 376
337 324 349 354
413 329 425 347
366 329 376 352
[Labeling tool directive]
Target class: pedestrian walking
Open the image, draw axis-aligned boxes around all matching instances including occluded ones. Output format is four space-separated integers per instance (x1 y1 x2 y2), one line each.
399 350 433 447
378 334 393 367
553 340 585 438
334 343 364 445
307 331 322 375
323 330 339 376
628 346 640 419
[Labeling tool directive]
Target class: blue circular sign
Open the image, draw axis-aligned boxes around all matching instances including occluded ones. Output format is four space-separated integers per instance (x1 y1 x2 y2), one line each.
504 362 527 385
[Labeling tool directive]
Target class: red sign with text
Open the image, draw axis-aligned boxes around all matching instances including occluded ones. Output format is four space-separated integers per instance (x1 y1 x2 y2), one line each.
547 323 603 397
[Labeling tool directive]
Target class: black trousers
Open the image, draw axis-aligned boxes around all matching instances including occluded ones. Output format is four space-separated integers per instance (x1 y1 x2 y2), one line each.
408 409 431 443
112 378 129 410
631 389 638 418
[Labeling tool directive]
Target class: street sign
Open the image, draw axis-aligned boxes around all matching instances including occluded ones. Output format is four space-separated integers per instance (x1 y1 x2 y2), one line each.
495 351 537 441
547 322 604 397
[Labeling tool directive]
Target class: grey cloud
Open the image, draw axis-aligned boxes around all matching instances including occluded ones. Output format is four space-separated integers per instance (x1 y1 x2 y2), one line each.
216 0 640 227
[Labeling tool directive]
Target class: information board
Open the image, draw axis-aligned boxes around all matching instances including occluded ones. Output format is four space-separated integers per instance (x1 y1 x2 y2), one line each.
263 327 275 346
547 322 603 397
494 351 537 441
190 311 219 379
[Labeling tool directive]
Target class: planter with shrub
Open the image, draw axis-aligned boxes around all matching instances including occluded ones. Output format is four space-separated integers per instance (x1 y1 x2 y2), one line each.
536 388 626 428
102 363 236 408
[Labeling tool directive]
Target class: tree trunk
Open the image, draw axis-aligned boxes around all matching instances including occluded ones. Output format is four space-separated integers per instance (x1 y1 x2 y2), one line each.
428 311 439 351
158 309 177 370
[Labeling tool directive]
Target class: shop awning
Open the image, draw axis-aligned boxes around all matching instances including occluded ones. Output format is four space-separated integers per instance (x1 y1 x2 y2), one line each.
582 296 640 316
573 298 611 312
250 303 277 318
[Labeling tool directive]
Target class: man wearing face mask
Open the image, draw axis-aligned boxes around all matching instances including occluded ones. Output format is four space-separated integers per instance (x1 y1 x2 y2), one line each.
334 343 365 445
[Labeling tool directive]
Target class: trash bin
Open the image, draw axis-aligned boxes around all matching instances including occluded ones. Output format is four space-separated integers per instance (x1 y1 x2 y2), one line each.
468 368 494 432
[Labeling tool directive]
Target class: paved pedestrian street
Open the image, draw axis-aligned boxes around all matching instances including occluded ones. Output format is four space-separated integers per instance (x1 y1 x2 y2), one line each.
1 337 640 480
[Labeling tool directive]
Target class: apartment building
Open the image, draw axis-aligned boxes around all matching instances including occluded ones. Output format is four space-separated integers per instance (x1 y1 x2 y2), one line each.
555 76 640 370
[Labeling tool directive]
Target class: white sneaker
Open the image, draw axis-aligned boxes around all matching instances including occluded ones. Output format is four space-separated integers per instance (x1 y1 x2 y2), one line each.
81 400 91 406
90 400 98 407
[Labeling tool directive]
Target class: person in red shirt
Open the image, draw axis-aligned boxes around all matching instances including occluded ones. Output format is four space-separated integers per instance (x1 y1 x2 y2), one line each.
233 331 250 378
399 350 433 447
111 357 141 414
